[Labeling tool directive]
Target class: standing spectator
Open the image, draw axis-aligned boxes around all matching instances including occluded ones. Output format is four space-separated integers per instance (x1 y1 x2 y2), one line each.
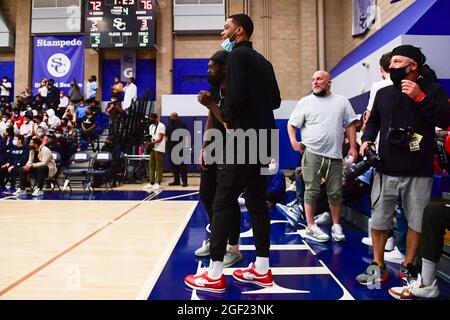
106 96 123 139
165 112 188 187
14 137 56 197
143 112 165 190
389 201 449 299
69 79 83 107
37 78 48 102
111 76 124 100
123 77 137 111
288 70 358 243
356 45 450 286
85 75 98 104
46 79 60 109
185 14 281 293
1 76 12 101
58 91 69 117
81 108 97 150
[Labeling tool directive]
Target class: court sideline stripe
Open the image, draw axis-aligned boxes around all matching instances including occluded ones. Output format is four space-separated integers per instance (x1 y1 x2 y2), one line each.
135 201 199 300
0 195 155 297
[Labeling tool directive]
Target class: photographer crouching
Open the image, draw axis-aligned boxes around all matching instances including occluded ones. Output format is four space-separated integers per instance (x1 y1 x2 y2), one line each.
355 45 450 286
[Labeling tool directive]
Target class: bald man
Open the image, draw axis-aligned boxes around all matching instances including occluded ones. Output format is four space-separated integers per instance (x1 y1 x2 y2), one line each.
165 112 188 186
287 70 358 243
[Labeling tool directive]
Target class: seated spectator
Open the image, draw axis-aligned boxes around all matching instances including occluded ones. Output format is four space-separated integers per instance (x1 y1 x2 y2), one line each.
75 100 89 126
57 90 69 118
47 127 68 163
19 114 35 143
14 138 56 197
81 107 97 150
62 104 77 123
33 94 46 112
33 115 48 134
0 134 29 193
389 201 449 299
65 119 81 157
1 127 14 150
45 108 61 130
0 113 10 136
34 126 48 145
266 159 287 208
11 109 24 132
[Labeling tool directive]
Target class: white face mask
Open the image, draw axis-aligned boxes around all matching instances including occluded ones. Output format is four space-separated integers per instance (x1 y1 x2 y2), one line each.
12 139 18 146
55 133 62 138
268 163 278 175
37 132 45 137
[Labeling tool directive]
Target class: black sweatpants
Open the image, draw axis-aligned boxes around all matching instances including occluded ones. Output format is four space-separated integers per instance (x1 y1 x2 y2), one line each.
0 166 22 188
420 201 450 263
200 164 241 246
210 164 270 262
20 166 49 189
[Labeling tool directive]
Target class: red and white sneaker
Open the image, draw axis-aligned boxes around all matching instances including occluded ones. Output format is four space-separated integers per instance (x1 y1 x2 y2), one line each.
232 263 273 287
184 269 226 293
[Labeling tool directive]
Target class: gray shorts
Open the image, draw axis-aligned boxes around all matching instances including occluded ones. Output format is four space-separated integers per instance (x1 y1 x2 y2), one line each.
370 173 433 233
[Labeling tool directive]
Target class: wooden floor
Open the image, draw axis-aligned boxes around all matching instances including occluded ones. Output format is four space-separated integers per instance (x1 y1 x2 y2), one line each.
0 199 197 300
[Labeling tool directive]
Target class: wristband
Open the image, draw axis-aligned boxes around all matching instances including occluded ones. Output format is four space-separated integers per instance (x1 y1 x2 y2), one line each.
415 92 426 103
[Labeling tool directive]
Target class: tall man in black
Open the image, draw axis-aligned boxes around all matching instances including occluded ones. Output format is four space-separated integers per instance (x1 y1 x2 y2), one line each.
185 14 281 293
165 112 189 187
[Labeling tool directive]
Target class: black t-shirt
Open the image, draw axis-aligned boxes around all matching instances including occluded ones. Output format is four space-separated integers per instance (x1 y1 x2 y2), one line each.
166 120 188 148
209 86 226 137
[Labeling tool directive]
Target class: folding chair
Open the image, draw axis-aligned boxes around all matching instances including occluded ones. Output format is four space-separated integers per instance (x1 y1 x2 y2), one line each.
63 151 92 192
87 151 113 191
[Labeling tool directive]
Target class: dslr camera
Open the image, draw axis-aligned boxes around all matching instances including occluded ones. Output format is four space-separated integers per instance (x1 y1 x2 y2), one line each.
344 143 381 182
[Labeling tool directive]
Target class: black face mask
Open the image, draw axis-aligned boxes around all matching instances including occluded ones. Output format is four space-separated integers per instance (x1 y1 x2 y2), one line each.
207 74 223 87
389 65 410 88
313 89 327 97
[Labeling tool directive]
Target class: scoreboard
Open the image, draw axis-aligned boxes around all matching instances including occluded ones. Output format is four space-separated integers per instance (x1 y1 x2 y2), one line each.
85 0 155 48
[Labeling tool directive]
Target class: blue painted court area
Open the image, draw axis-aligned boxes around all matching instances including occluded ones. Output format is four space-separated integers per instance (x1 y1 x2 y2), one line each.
149 199 450 301
1 189 448 300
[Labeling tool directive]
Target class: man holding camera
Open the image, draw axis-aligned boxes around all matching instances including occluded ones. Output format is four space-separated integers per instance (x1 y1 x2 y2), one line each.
356 45 450 286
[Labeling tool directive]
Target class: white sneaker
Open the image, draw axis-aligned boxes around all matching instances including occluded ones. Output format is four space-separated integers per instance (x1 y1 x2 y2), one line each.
286 182 297 192
152 183 161 190
331 224 346 242
31 189 44 197
314 211 331 225
384 246 405 265
13 188 27 196
304 224 330 243
143 183 153 190
389 274 440 300
194 239 210 257
361 235 395 251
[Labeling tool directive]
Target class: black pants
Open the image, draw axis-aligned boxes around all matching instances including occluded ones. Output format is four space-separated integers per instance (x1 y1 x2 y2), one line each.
210 164 270 261
170 159 187 185
420 201 450 263
20 166 49 189
266 191 286 207
200 164 240 246
0 166 22 187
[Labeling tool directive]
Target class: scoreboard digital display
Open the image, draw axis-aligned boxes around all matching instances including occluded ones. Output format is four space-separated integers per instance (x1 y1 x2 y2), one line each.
85 0 155 48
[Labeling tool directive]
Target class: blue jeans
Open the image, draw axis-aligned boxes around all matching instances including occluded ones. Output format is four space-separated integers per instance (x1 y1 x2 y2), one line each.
395 198 408 255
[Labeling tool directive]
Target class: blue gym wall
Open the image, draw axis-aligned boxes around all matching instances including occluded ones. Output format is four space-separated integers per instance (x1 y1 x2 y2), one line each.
101 59 156 101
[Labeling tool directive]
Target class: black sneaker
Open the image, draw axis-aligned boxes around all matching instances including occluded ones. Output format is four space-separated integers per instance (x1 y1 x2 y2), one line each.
169 182 181 186
400 263 419 283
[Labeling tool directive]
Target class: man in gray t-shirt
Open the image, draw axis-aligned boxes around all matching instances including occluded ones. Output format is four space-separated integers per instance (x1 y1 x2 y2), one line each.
287 70 358 243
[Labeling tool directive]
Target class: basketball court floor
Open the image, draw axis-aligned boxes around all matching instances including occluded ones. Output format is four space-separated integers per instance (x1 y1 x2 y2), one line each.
0 186 449 300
